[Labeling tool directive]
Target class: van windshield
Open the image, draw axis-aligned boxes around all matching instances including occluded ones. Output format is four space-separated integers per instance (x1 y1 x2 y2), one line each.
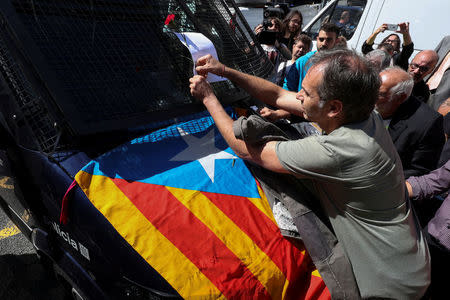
0 0 272 151
305 0 367 40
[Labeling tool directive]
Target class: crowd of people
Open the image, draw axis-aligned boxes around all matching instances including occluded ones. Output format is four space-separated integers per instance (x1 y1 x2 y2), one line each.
189 9 449 299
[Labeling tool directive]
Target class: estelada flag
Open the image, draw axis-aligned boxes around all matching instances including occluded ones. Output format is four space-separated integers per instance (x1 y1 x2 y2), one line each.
75 111 330 299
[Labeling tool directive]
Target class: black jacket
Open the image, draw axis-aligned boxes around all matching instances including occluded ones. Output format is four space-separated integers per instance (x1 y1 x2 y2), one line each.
411 79 430 103
388 96 445 178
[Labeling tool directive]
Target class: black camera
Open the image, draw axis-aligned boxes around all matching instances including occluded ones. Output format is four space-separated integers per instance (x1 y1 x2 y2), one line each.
262 20 272 30
263 3 289 20
257 31 278 45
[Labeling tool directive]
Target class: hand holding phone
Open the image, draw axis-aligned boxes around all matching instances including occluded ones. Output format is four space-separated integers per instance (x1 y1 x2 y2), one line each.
386 24 398 31
397 22 410 34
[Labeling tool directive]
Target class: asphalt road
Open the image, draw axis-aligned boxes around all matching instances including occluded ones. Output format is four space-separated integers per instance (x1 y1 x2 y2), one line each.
0 158 67 300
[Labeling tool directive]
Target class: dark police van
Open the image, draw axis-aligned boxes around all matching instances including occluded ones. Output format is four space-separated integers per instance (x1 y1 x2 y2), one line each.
0 0 275 299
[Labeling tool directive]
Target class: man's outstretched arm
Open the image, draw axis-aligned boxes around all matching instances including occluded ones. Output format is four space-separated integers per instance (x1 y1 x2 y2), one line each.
189 75 289 174
195 55 303 117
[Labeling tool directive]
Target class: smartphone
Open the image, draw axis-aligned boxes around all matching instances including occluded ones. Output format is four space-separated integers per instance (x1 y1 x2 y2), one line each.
386 23 398 31
257 30 277 45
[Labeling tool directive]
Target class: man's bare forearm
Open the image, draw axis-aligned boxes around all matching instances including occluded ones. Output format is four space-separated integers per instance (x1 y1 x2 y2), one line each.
195 54 301 116
202 94 289 173
202 94 251 159
403 32 412 46
223 66 281 103
189 74 290 174
222 66 302 115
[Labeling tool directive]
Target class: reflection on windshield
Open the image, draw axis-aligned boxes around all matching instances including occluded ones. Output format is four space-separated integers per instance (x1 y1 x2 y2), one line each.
306 0 367 40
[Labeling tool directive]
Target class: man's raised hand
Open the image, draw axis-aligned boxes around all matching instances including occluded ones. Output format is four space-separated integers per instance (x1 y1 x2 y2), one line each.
375 24 388 34
397 22 410 35
189 75 216 104
195 54 225 77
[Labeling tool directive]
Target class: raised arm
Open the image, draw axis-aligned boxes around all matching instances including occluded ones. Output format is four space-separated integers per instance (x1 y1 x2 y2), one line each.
189 74 289 174
365 24 388 45
195 55 303 116
397 22 412 46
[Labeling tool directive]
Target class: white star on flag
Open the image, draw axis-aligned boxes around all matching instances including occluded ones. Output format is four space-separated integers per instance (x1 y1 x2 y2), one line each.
170 127 237 183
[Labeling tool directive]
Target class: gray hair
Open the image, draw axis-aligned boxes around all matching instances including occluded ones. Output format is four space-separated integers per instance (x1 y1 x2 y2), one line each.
384 66 414 101
309 49 381 123
366 49 391 72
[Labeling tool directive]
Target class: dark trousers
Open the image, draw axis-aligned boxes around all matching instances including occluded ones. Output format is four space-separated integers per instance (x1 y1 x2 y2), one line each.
425 231 450 299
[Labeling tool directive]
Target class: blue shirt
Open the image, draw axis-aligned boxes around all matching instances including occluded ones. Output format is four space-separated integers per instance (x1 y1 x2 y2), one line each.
282 51 316 92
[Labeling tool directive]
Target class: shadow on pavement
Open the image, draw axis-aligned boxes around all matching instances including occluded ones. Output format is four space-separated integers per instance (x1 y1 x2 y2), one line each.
0 254 69 300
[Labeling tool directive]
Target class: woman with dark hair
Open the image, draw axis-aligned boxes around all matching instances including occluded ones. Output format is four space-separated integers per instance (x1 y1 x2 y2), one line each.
361 22 413 70
278 10 303 52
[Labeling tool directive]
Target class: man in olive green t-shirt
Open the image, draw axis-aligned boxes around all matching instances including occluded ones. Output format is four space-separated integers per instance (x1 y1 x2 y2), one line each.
189 49 430 298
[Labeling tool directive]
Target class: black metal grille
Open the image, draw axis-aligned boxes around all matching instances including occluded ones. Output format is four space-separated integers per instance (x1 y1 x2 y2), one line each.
0 32 60 152
0 0 271 151
131 109 232 145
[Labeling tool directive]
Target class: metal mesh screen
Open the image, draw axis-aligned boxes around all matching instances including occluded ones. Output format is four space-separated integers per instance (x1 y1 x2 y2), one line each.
0 32 60 152
0 0 272 150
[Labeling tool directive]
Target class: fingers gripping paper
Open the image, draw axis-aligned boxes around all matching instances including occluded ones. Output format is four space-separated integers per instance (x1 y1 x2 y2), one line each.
174 32 227 83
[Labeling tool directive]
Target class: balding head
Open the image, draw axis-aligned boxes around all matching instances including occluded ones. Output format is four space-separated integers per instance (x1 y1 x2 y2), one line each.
408 50 439 83
376 67 414 119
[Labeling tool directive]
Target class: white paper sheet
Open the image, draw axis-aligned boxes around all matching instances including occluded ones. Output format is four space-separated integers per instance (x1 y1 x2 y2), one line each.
174 32 227 83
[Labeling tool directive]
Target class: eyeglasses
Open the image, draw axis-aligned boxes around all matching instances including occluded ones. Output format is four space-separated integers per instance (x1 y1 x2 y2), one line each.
386 39 399 44
409 63 430 73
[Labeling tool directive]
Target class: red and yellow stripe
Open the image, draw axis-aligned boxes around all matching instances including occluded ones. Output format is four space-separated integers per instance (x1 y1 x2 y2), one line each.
75 171 330 299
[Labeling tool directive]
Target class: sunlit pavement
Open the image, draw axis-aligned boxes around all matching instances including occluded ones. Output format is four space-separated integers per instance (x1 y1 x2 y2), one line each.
0 205 68 299
0 155 67 300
